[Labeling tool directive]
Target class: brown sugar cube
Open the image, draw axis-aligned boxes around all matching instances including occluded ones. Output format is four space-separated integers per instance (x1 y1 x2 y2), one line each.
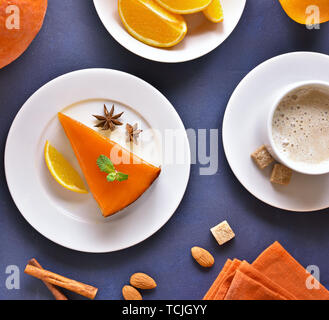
270 164 292 185
251 145 274 169
210 220 235 245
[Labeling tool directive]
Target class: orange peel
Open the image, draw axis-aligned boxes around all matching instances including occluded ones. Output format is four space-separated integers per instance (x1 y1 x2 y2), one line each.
154 0 212 14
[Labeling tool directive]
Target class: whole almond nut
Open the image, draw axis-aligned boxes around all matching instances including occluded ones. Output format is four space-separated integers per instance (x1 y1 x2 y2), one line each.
122 285 142 300
191 246 215 268
130 273 157 289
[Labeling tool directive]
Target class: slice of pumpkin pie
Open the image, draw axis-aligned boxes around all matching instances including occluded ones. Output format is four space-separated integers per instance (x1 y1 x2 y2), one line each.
58 113 161 217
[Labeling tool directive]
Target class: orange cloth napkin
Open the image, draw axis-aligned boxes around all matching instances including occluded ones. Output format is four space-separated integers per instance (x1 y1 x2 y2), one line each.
224 261 296 300
203 258 232 300
203 241 329 300
224 270 287 300
252 241 329 300
213 259 241 300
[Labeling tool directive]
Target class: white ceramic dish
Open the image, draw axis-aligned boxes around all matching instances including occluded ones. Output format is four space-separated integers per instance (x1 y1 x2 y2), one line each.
222 52 329 212
5 69 191 252
264 81 329 176
93 0 246 63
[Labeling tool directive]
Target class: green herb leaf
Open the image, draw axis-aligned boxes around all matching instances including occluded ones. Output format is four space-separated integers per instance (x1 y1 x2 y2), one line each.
97 155 114 173
97 154 128 183
116 172 129 182
106 172 117 182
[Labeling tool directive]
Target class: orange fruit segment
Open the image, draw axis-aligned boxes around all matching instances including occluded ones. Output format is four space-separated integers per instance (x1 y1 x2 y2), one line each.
58 113 161 217
154 0 212 14
279 0 329 24
118 0 187 48
44 141 88 194
0 0 47 69
203 0 224 23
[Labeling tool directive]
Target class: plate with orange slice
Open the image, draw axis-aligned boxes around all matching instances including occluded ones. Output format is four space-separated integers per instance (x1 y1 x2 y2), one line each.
93 0 246 63
5 69 191 252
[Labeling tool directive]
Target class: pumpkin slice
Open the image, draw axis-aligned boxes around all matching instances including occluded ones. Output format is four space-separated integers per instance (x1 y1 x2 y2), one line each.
0 0 47 69
58 113 161 217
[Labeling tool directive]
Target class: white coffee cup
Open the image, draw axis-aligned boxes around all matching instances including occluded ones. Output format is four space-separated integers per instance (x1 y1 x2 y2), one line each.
263 80 329 175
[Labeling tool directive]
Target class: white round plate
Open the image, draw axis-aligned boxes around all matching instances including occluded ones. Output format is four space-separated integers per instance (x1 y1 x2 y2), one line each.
5 69 191 252
223 52 329 212
93 0 246 63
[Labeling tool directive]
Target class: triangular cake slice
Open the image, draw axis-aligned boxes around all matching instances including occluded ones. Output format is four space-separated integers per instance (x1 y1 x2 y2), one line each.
58 113 161 217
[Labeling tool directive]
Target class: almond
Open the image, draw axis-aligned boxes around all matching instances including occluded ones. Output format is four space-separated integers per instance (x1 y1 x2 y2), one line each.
122 285 142 300
130 273 157 289
191 246 215 268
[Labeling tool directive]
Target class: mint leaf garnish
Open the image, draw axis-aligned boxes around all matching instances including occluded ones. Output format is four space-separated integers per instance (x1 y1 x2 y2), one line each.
106 172 117 182
116 172 128 182
97 155 114 173
97 155 128 182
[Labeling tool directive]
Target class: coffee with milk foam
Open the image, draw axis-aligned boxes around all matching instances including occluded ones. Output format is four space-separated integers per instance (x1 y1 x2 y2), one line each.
272 85 329 165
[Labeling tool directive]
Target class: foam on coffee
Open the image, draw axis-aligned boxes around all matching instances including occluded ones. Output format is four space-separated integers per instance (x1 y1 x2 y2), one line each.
272 85 329 165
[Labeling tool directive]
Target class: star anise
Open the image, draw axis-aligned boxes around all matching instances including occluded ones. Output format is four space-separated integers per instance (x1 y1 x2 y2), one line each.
126 123 143 144
93 104 124 131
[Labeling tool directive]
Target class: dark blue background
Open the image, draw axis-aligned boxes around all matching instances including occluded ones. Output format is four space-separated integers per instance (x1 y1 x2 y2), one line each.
1 0 329 300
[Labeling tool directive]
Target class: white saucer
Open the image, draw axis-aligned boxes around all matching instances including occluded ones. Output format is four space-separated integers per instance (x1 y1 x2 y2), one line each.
222 52 329 212
93 0 246 63
5 69 191 252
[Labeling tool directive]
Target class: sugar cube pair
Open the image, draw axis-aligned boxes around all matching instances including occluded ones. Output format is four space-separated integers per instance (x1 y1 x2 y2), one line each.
251 145 292 185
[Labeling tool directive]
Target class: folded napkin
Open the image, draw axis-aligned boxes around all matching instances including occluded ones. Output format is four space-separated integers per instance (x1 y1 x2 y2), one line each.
224 270 287 300
203 241 329 300
224 261 296 300
203 258 232 300
252 241 329 300
213 259 241 300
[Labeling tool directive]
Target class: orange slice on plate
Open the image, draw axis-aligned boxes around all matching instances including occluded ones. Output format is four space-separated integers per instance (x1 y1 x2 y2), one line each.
203 0 224 23
44 140 88 194
279 0 329 24
154 0 212 14
118 0 187 48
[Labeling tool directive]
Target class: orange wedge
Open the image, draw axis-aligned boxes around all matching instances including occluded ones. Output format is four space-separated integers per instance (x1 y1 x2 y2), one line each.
44 141 88 194
203 0 224 23
279 0 329 24
118 0 187 48
154 0 212 14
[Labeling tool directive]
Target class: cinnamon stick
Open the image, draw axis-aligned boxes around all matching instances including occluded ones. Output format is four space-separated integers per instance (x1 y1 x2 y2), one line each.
24 264 98 300
28 259 68 300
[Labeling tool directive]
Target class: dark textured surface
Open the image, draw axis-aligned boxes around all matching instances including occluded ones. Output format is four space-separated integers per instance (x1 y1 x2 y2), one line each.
1 0 329 300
